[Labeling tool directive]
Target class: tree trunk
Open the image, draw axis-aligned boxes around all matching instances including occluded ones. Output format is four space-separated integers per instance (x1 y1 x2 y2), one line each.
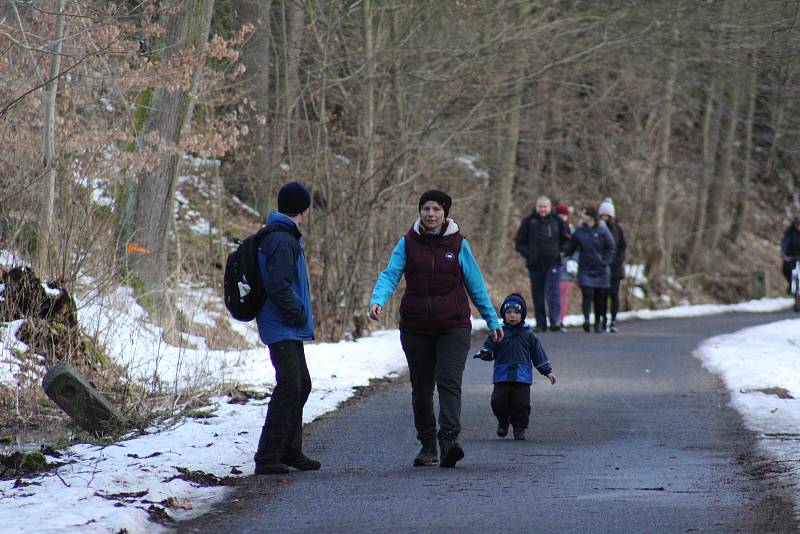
273 0 305 164
727 55 757 243
36 0 66 276
129 0 215 301
648 27 678 277
236 0 275 213
687 79 720 271
487 67 525 273
362 0 377 264
704 84 739 250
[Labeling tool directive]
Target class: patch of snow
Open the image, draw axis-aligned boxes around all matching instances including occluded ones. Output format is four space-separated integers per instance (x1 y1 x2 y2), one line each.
0 319 32 386
665 276 684 290
0 250 27 268
230 195 263 219
279 163 290 172
333 154 351 165
182 155 221 168
630 286 646 300
42 283 62 298
455 155 489 180
696 318 800 514
625 263 648 285
99 96 114 112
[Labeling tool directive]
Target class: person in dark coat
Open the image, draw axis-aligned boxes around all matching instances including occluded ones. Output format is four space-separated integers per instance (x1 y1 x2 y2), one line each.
567 206 616 333
253 181 319 475
369 190 503 468
475 293 556 441
514 196 572 332
781 213 800 294
598 198 626 332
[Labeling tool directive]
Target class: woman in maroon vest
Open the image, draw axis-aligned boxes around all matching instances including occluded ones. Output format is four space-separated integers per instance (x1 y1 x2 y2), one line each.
369 190 503 468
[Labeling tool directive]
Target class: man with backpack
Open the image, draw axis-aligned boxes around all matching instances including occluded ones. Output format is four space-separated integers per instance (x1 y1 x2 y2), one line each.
252 181 319 475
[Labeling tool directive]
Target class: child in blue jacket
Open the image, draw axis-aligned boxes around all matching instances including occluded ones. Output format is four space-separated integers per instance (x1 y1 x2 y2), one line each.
475 293 556 440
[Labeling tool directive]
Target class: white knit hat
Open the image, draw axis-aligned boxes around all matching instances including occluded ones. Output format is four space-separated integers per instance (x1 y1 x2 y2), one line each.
598 197 615 218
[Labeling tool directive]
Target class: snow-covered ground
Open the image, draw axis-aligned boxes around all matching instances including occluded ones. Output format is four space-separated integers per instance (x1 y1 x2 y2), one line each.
1 283 408 532
696 317 800 515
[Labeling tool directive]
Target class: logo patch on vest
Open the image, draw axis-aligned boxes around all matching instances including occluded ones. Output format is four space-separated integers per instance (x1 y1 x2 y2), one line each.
444 251 456 262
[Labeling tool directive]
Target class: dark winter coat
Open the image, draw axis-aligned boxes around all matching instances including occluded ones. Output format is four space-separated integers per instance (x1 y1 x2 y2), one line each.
605 218 627 280
515 212 571 270
781 225 800 258
481 323 552 385
567 222 616 289
256 212 314 345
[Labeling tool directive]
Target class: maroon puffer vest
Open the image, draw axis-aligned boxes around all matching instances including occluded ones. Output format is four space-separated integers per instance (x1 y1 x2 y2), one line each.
399 226 472 332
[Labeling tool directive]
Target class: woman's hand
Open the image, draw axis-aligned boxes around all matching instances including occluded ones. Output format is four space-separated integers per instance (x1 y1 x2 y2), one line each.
368 303 383 321
492 327 504 342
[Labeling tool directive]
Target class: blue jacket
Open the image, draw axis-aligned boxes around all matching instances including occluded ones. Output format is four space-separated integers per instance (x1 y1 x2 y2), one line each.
256 212 314 345
370 219 501 331
567 222 616 288
481 323 552 384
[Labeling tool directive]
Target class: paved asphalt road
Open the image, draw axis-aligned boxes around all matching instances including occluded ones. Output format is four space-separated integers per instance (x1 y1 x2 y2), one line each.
178 312 799 533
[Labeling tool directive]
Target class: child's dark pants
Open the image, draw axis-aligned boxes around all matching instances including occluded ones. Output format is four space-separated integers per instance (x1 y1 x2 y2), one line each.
491 381 531 429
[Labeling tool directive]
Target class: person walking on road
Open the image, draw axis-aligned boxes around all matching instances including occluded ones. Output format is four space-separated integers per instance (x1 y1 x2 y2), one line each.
781 213 800 294
598 198 626 333
368 190 503 468
515 196 571 332
253 182 320 475
555 203 578 327
567 206 615 333
474 293 556 441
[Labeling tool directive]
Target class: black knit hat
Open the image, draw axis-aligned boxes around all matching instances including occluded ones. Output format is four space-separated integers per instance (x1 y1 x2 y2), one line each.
418 190 452 218
501 293 527 322
278 181 311 215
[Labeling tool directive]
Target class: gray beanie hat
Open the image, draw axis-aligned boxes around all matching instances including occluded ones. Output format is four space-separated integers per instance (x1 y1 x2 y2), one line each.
598 197 615 218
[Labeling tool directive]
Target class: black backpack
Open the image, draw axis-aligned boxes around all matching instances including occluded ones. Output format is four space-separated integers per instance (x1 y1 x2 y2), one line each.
224 224 291 322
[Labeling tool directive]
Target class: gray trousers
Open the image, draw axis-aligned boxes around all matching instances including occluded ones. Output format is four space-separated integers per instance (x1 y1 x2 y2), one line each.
400 328 471 443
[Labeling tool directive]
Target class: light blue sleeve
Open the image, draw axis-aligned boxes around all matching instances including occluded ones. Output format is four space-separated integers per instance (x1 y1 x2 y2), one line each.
459 239 502 330
370 237 406 307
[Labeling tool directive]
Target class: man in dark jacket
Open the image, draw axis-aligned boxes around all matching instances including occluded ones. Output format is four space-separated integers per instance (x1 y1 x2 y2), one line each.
253 181 319 475
781 213 800 294
515 197 571 332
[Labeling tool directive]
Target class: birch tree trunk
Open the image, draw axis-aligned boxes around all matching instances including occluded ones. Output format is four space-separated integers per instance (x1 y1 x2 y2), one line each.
129 0 215 302
36 0 66 275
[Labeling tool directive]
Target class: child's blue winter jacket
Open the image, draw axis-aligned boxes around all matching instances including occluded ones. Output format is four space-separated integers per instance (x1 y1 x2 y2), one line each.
481 323 552 384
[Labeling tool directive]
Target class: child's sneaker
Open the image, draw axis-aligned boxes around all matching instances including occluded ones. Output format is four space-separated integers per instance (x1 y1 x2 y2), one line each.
513 427 525 440
497 418 509 437
609 321 618 333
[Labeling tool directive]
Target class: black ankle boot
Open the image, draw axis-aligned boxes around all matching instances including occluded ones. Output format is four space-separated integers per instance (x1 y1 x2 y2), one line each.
497 418 509 437
282 453 321 471
413 439 438 467
438 431 464 468
255 461 290 475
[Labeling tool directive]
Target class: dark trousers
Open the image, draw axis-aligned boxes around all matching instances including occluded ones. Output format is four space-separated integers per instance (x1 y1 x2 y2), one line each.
491 381 531 430
580 286 608 325
254 340 311 465
529 266 561 329
400 328 471 443
608 277 622 321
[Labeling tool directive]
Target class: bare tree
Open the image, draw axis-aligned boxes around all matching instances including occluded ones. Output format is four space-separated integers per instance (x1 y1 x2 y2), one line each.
129 0 216 305
36 0 67 275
